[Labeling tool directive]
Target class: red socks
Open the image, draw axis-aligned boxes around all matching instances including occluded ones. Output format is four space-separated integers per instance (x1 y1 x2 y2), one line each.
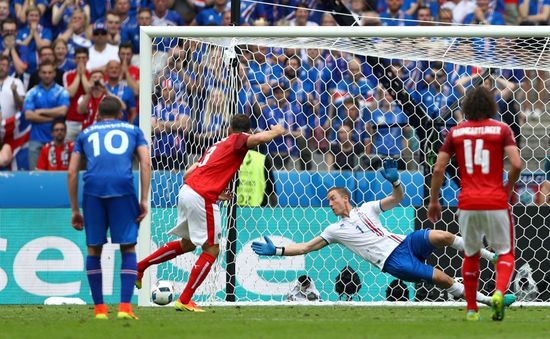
178 252 216 304
137 240 185 272
462 253 481 312
495 252 515 294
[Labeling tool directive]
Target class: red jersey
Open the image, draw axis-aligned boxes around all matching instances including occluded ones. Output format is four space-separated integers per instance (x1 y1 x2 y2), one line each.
186 133 250 202
36 141 74 171
63 70 91 122
439 119 516 210
81 93 106 130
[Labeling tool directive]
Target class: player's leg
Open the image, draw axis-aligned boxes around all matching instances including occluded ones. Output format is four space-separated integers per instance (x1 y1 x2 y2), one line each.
486 210 516 321
175 242 219 312
428 229 495 262
136 185 199 288
107 195 141 320
458 210 485 316
87 245 108 319
136 238 196 288
175 193 221 313
118 244 139 320
82 194 109 319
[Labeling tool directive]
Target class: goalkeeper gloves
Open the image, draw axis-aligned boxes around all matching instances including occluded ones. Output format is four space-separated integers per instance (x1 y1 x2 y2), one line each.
251 235 284 256
380 158 400 187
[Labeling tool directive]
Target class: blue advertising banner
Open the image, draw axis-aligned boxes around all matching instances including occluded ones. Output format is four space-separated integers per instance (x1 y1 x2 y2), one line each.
0 207 414 304
151 206 416 302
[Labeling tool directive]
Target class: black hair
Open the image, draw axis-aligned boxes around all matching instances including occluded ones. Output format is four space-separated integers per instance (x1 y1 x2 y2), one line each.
230 114 251 132
462 86 497 121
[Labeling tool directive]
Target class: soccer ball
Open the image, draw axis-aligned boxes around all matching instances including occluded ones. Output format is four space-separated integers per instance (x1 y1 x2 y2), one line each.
151 280 174 306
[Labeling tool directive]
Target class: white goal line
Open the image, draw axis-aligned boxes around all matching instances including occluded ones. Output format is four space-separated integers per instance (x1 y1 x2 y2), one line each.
193 301 550 308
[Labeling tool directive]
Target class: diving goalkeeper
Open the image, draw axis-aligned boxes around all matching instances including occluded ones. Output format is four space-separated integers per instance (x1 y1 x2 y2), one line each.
252 159 515 307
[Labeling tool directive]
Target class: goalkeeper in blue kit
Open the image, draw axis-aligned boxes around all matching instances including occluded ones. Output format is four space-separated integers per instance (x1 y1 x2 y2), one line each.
252 159 516 307
68 96 151 320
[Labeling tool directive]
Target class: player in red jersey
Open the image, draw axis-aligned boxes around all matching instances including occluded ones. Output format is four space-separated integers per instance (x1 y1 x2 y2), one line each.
136 114 285 312
428 86 522 321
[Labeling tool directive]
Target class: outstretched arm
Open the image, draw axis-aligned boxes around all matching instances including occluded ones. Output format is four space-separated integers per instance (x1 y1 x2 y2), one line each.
246 124 285 149
137 145 151 223
252 235 328 256
67 152 84 231
504 144 523 197
379 159 404 211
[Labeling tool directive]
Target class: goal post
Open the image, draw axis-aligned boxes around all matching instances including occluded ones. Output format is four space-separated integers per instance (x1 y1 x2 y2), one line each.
138 26 550 306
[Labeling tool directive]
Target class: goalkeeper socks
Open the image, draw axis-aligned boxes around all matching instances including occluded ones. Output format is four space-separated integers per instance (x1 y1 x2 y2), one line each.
462 253 481 312
178 252 216 304
138 240 185 272
451 236 494 262
120 252 137 303
86 255 103 305
495 252 515 293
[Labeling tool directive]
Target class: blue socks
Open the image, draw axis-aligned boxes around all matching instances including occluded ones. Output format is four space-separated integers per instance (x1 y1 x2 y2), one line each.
86 255 103 305
87 252 137 304
120 252 137 303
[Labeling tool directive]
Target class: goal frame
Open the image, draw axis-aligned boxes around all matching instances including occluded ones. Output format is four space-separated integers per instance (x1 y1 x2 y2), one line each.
137 25 550 306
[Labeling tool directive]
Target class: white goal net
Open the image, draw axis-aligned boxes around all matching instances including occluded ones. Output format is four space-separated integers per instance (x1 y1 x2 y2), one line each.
138 26 550 305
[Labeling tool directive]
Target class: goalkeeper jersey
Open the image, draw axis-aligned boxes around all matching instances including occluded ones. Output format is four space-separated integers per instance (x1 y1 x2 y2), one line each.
320 201 403 269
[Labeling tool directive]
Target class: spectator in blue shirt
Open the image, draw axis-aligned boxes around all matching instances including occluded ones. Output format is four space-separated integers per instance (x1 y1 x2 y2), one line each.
241 0 267 24
518 0 550 118
14 0 47 24
58 8 93 60
380 0 416 26
121 7 152 56
1 19 27 77
378 0 419 16
51 0 90 37
463 0 505 24
331 97 367 146
413 67 460 124
364 86 410 170
16 6 53 75
193 87 230 154
335 57 376 109
152 0 185 26
53 38 76 73
89 0 111 23
519 0 550 24
104 60 136 123
115 0 138 34
24 60 70 169
259 82 298 170
193 0 227 25
151 78 190 170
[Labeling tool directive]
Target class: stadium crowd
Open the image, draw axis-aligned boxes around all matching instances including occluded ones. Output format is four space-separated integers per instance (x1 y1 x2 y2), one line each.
0 0 547 176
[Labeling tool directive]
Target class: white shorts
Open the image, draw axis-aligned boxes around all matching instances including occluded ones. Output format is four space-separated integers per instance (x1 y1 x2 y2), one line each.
458 209 514 257
168 185 221 247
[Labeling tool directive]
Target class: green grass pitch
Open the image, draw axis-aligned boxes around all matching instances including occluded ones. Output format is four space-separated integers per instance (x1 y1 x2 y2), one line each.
2 305 550 339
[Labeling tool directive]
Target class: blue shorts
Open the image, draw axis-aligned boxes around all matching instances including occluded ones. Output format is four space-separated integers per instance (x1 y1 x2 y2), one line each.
83 194 139 246
382 229 436 283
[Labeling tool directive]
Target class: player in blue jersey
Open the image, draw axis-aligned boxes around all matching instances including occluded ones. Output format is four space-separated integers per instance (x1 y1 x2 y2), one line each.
68 96 151 320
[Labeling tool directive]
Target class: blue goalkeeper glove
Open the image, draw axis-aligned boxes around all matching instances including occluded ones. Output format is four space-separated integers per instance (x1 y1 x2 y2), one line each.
380 158 400 186
251 235 283 256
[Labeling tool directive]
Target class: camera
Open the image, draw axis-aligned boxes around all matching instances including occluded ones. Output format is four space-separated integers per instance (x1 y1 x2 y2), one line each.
94 80 101 87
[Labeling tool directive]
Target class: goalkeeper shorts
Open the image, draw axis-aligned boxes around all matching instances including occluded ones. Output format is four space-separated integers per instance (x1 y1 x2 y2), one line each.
382 229 435 283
